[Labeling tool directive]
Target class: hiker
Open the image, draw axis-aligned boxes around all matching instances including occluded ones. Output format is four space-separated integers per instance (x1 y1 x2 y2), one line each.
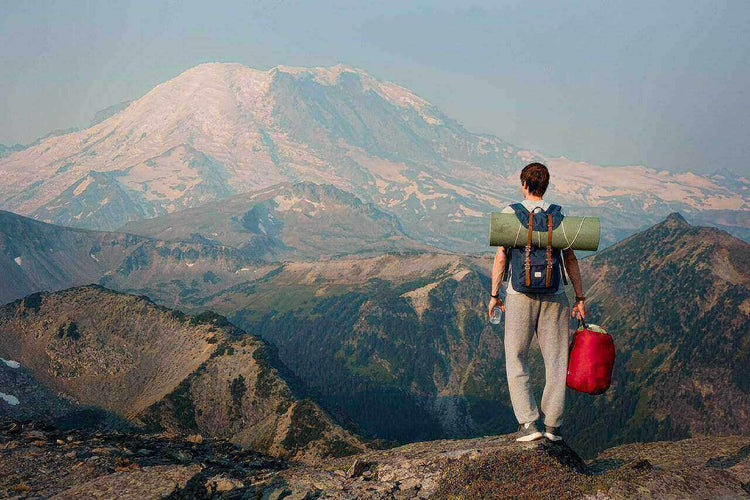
488 162 586 442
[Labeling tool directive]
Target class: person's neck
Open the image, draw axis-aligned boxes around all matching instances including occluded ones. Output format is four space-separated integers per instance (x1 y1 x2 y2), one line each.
524 195 543 202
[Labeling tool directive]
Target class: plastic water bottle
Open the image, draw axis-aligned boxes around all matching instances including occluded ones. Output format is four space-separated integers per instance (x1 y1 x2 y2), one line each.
489 306 504 325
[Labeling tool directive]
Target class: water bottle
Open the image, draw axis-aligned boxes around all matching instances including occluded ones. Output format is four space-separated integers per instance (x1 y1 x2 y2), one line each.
489 306 504 325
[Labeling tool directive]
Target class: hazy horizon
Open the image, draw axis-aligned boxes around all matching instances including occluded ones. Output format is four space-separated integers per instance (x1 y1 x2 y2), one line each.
2 0 748 175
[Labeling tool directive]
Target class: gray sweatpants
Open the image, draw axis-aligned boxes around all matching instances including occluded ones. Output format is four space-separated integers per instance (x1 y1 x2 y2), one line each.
504 293 570 427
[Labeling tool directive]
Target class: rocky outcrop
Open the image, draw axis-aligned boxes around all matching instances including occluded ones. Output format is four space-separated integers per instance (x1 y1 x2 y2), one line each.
0 286 364 462
1 419 747 499
0 420 283 499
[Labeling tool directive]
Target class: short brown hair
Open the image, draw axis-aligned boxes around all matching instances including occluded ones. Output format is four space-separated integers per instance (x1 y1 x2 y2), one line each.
520 163 550 196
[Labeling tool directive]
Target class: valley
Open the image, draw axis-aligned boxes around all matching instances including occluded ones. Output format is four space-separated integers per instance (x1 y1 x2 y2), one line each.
1 203 747 459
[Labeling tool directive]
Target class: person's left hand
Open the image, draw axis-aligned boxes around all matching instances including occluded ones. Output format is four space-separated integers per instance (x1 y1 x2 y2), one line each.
571 300 585 320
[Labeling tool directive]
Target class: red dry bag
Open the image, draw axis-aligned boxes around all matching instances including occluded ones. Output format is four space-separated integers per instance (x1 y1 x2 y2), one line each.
566 319 615 395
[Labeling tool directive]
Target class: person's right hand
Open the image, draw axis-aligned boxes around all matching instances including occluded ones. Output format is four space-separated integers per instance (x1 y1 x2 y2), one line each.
488 296 505 319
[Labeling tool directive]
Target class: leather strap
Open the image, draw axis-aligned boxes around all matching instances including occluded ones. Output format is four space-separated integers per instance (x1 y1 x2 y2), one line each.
525 211 534 286
545 213 553 287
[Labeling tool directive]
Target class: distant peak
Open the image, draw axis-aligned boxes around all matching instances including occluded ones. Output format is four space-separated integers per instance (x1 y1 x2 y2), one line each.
664 212 689 228
710 167 736 178
271 63 369 86
274 62 359 72
178 62 253 77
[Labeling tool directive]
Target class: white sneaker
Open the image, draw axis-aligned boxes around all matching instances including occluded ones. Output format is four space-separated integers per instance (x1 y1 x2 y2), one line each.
516 422 543 442
543 426 563 442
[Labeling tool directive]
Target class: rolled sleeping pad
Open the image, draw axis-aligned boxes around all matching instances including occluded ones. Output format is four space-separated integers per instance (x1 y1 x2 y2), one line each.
489 213 600 251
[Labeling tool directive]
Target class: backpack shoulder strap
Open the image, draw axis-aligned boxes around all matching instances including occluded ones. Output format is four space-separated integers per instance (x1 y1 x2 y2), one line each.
509 203 533 229
544 204 565 230
510 202 528 215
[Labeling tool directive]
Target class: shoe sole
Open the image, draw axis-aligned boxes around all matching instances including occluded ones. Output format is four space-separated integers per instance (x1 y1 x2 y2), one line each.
543 432 563 441
516 431 543 442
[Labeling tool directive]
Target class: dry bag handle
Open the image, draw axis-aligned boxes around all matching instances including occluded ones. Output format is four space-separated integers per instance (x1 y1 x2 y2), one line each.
577 317 588 330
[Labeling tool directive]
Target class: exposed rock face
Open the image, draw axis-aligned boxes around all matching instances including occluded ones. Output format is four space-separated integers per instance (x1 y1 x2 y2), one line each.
0 420 283 499
0 286 364 462
1 419 748 499
0 210 144 304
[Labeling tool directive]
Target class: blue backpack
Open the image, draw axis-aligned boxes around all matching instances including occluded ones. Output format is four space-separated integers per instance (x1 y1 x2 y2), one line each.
504 203 568 294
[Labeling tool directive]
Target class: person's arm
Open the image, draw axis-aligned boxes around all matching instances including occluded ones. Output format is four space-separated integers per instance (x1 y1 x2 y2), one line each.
488 246 507 318
563 248 586 319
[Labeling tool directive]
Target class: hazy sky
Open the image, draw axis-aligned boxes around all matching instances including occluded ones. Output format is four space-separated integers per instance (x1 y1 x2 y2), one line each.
1 0 748 174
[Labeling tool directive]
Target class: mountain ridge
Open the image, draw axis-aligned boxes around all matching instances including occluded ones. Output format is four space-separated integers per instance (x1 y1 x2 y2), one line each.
1 62 746 249
0 285 365 462
0 181 434 305
568 211 750 456
120 181 432 260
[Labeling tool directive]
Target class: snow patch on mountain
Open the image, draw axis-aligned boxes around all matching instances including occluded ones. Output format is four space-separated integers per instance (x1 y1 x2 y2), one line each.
73 176 94 196
1 358 20 369
545 157 747 210
0 393 20 406
274 63 355 86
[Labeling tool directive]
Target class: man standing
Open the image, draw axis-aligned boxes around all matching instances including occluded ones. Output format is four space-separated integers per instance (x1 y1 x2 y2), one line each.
488 162 586 442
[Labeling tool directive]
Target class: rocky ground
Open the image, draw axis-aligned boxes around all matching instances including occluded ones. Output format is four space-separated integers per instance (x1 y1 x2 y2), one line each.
0 420 284 499
1 419 748 499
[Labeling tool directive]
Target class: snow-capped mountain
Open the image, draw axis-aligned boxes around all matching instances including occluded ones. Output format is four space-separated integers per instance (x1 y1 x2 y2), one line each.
0 62 746 249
